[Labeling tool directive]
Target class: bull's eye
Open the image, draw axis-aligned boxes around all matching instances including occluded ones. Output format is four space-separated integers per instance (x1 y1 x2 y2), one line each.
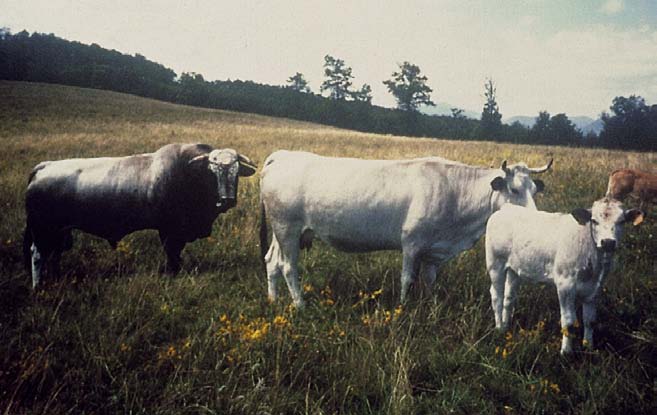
511 188 519 195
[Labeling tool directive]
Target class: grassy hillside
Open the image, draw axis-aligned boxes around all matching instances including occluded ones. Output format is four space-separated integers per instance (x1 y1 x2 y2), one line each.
1 81 656 414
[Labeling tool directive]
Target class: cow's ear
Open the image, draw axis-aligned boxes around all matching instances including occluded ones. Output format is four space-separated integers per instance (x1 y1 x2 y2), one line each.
571 208 592 225
490 176 507 191
237 154 257 177
534 179 545 193
624 209 645 226
188 154 209 169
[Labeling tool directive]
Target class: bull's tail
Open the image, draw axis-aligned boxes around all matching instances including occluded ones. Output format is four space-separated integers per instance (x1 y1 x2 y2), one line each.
23 222 33 273
259 199 269 270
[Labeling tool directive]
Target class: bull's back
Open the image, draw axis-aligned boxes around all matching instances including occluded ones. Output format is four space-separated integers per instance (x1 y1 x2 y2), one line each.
27 155 160 238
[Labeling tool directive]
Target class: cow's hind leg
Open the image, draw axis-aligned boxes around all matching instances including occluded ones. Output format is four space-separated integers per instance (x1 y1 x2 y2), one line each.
264 233 284 302
269 226 303 307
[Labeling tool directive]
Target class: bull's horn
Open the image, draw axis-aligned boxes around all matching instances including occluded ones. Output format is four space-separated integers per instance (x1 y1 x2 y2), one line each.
238 154 257 177
528 158 553 174
188 154 209 165
500 160 511 175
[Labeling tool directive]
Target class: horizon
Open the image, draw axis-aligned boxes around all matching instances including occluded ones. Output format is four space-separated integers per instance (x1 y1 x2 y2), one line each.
4 0 657 119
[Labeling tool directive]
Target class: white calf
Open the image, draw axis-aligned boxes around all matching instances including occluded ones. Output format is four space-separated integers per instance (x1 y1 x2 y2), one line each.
485 198 644 354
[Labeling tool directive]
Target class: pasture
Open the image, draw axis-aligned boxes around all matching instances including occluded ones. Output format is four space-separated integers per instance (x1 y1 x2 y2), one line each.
1 81 656 414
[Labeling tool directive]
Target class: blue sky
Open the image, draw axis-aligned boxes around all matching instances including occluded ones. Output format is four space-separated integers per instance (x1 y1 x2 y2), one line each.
4 0 657 118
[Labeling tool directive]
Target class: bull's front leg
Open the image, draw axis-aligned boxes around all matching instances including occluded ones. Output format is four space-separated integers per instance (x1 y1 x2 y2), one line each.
556 277 577 354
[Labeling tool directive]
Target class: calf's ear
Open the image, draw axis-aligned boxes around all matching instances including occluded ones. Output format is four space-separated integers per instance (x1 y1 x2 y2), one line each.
490 176 507 191
534 179 545 193
571 208 592 225
624 209 645 226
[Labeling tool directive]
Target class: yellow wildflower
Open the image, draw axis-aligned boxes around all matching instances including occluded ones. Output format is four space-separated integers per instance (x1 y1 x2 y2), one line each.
273 315 289 328
303 283 314 293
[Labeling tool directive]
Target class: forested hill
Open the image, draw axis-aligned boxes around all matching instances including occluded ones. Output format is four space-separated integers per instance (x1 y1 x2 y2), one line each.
1 30 655 151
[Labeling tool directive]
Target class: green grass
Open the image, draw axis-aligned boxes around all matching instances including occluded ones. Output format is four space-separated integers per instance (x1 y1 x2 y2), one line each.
1 81 656 414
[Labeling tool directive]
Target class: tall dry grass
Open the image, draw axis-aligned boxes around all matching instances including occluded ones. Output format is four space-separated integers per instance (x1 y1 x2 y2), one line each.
1 81 656 414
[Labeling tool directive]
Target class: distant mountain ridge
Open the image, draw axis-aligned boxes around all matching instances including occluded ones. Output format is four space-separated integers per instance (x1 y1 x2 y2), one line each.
505 115 603 135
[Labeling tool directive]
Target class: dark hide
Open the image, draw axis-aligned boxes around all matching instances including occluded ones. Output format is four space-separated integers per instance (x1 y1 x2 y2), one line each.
24 143 234 278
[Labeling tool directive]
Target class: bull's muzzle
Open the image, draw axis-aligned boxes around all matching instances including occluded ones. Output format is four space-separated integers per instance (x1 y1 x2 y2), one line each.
600 239 616 252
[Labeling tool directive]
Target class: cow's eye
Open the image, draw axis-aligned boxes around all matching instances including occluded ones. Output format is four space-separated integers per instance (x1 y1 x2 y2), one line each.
591 219 599 225
511 188 519 195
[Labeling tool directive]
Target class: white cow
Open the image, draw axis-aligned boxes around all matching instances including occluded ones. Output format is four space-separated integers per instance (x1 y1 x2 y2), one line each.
259 150 553 307
485 198 644 354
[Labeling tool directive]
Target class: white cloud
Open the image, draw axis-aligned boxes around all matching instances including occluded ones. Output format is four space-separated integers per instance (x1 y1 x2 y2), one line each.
600 0 624 15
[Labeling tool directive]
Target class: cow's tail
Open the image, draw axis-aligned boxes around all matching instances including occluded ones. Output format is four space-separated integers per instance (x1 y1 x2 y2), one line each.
259 199 269 271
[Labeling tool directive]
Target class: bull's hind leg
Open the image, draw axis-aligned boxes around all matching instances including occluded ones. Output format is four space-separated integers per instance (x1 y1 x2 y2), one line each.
269 225 304 307
30 243 44 289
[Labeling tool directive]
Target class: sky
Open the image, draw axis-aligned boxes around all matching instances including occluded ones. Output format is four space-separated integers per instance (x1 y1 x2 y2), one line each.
3 0 657 118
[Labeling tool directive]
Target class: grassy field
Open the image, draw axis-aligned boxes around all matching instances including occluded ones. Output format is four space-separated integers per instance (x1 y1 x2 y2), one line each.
1 80 656 414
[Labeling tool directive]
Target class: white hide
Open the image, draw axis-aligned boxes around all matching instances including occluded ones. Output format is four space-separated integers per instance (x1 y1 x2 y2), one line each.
261 150 550 307
485 199 643 354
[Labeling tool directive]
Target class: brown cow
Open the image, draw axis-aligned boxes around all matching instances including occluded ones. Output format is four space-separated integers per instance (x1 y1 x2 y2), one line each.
606 168 657 209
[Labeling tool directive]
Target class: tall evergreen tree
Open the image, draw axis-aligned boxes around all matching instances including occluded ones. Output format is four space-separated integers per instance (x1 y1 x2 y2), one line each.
383 61 435 112
479 78 502 139
320 55 353 100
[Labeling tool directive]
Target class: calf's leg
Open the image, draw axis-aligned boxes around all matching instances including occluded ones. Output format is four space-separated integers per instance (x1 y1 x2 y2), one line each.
487 261 507 329
582 298 596 349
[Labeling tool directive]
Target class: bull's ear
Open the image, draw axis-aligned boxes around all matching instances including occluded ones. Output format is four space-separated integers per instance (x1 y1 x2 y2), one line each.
188 154 209 168
571 208 592 225
490 176 507 191
624 209 645 226
534 179 545 193
237 154 257 177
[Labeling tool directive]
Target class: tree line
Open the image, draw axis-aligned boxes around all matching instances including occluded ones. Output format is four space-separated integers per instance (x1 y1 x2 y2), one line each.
1 30 655 151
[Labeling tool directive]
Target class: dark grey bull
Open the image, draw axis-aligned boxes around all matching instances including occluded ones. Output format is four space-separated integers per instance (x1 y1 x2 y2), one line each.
23 143 257 288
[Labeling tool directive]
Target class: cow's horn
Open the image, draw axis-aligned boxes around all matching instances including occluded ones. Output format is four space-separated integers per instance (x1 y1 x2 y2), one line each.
528 158 553 174
500 160 511 175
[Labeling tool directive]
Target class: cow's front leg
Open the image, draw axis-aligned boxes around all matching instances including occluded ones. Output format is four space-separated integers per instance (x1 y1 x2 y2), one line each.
582 298 597 350
159 232 185 275
556 278 577 354
400 249 421 303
